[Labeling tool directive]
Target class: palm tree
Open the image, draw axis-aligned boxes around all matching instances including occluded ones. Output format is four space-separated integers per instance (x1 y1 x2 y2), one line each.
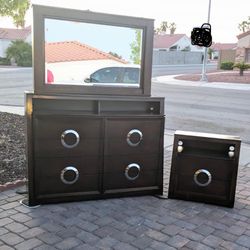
169 22 177 34
238 16 250 33
155 21 168 34
233 62 250 76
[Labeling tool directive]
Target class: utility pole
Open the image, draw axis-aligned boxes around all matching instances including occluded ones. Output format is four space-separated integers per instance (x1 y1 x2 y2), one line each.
200 0 212 82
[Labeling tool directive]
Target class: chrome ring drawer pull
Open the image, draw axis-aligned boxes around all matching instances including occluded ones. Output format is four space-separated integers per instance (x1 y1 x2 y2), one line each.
61 129 80 149
60 166 79 185
193 169 212 187
125 163 141 181
127 129 143 147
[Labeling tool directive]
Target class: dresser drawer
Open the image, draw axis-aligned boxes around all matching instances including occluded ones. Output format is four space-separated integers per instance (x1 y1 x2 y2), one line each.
33 115 102 157
35 156 101 195
104 170 159 191
104 154 161 173
103 155 162 191
105 117 164 156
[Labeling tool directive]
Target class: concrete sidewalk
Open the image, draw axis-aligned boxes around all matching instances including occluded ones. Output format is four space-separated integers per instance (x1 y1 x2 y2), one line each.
0 105 24 116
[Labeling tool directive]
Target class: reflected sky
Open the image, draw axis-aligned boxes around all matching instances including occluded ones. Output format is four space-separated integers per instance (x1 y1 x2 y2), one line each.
45 18 142 62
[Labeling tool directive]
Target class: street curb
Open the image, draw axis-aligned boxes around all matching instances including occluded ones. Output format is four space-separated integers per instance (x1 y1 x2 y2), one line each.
153 75 250 91
0 178 26 192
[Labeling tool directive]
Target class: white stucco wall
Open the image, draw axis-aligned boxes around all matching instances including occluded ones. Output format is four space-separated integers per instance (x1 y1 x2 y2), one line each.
25 34 32 44
46 59 126 83
0 39 11 57
172 36 203 52
238 34 250 48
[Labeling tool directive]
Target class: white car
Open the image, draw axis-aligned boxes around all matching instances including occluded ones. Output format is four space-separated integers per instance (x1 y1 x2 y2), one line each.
84 65 140 86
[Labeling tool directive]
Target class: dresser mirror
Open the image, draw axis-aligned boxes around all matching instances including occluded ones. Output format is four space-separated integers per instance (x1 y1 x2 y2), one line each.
44 18 142 87
33 5 154 96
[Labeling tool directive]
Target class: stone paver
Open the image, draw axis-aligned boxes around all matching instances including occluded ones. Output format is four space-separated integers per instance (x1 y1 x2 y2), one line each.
0 149 250 249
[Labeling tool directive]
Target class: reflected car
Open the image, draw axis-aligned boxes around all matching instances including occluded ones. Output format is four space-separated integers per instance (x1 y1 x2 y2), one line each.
84 65 140 86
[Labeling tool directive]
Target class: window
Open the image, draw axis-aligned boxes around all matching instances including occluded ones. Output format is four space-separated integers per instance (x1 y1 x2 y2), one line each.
246 49 250 63
169 45 177 51
90 67 122 83
123 68 139 83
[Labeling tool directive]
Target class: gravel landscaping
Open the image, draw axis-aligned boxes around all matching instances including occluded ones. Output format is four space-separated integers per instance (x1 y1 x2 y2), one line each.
0 112 26 185
175 71 250 83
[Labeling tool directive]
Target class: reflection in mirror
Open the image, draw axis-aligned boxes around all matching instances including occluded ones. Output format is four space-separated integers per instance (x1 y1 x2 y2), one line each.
44 18 143 87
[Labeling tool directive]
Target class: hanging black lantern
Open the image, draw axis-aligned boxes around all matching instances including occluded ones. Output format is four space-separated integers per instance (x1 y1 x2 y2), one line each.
191 23 212 47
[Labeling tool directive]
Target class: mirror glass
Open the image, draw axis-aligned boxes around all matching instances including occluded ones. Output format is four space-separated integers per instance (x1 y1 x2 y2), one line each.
44 18 143 87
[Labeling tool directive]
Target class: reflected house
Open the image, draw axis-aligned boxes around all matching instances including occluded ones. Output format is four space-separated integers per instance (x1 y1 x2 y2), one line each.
45 41 127 83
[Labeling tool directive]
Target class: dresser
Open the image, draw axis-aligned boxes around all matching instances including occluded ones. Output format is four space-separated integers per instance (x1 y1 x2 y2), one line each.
26 5 165 206
26 94 164 205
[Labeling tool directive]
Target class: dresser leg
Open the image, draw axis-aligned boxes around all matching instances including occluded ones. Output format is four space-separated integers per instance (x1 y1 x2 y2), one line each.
20 198 41 208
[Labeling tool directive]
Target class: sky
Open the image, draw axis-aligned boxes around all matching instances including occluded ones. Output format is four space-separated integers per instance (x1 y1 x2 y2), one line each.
0 0 249 43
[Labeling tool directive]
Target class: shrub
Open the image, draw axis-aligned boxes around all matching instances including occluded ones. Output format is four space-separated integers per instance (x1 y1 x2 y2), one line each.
233 62 250 76
0 57 10 65
220 61 234 70
6 40 32 67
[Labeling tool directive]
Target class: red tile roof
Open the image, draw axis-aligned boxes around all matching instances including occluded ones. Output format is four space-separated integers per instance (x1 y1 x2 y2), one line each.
237 30 250 40
153 34 186 48
45 41 127 64
211 43 237 50
0 26 31 40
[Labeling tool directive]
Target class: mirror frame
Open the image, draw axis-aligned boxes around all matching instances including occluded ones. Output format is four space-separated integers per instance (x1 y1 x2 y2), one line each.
33 5 154 96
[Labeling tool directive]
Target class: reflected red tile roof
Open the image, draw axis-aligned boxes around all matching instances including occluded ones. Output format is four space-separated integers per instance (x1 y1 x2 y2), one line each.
0 26 31 40
153 34 186 48
211 43 237 50
45 41 127 64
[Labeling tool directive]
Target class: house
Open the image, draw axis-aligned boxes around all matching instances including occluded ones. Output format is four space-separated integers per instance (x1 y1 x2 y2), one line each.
153 34 202 52
153 34 203 65
45 41 127 83
235 30 250 63
210 43 237 60
0 26 31 58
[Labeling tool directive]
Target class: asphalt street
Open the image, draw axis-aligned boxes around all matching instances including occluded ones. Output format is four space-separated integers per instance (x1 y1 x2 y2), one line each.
1 66 250 144
0 67 32 106
152 81 250 144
